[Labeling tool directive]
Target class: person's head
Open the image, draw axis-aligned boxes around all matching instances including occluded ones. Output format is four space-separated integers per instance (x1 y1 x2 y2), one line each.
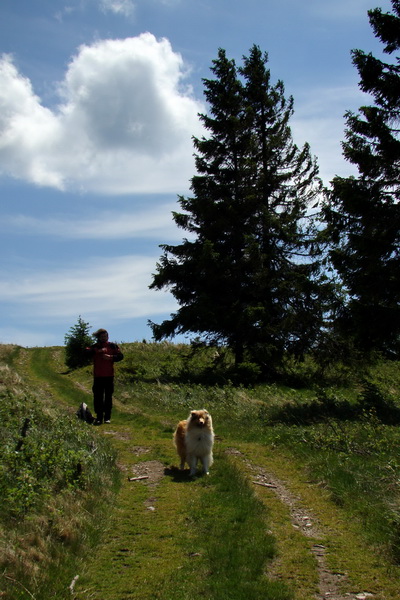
93 328 109 343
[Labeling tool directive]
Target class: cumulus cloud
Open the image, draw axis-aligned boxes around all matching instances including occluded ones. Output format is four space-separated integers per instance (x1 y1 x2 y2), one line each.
0 55 64 188
0 34 204 194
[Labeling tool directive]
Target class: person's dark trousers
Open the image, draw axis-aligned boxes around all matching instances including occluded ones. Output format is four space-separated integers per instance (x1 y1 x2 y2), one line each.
92 376 114 422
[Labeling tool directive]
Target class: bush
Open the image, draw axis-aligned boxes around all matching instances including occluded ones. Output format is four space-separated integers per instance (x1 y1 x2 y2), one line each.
64 316 93 370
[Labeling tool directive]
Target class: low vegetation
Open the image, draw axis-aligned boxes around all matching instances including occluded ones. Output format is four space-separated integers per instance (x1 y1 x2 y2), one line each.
118 342 400 564
1 341 400 599
0 345 120 600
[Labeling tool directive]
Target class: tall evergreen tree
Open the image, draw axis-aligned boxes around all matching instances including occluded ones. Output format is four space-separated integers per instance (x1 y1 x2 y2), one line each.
150 46 326 373
323 1 400 357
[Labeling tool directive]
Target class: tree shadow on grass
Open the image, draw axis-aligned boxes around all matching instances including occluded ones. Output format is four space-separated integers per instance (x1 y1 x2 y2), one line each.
266 381 400 426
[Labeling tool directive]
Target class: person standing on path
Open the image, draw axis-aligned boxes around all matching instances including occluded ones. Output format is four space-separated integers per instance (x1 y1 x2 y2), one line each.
86 329 123 425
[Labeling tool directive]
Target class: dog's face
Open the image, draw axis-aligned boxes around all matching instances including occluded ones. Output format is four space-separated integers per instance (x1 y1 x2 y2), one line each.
188 409 212 429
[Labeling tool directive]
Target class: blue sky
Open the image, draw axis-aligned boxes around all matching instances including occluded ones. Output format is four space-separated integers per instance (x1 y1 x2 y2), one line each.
0 0 392 347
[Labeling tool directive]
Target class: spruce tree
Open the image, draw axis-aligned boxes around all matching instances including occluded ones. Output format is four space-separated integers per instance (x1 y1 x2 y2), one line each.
64 316 93 369
150 46 326 373
323 0 400 357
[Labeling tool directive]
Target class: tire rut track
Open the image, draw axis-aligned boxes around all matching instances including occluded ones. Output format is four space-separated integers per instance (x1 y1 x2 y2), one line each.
226 448 375 600
11 347 384 600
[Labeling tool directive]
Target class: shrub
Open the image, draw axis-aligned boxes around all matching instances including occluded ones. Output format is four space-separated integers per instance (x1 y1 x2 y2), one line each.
64 315 93 370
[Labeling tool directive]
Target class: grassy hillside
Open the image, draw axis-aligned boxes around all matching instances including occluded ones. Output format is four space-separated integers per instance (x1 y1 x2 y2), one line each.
1 342 400 599
0 345 120 600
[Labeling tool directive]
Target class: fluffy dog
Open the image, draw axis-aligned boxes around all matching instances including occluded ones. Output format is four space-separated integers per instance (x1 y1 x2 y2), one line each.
174 409 214 476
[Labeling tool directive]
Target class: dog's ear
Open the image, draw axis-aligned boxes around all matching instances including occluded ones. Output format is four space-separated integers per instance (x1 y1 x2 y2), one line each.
190 411 196 417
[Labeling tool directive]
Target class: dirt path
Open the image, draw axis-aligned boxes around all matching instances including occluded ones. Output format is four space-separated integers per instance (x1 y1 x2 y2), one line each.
76 437 380 600
225 448 378 600
13 347 399 600
250 465 372 600
78 425 383 600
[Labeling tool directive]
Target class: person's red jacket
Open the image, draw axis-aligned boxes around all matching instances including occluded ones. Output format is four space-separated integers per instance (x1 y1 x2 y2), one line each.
86 342 123 377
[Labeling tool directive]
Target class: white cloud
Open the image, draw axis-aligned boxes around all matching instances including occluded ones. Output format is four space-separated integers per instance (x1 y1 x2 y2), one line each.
100 0 135 17
1 204 182 240
0 55 64 188
0 255 177 320
0 34 204 194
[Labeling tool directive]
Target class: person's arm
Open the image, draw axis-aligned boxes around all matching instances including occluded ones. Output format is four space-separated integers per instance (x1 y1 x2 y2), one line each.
110 343 124 362
85 345 95 357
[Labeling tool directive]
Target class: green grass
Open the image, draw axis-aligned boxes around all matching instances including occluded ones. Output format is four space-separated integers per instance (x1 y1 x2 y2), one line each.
115 348 400 562
179 457 290 600
299 419 400 560
114 343 400 570
67 344 400 560
2 342 400 599
0 346 121 600
73 452 290 600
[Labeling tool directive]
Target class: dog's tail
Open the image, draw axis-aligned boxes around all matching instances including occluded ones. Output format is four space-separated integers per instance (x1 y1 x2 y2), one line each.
173 420 187 447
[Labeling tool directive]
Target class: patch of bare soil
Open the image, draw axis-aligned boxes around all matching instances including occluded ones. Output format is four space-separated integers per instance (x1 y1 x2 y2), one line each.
102 429 135 442
129 460 165 485
73 382 91 394
128 460 166 512
226 448 375 600
130 445 151 455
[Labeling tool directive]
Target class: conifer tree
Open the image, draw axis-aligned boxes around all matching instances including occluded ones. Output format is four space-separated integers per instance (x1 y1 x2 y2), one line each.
64 316 93 369
323 1 400 357
150 46 327 373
